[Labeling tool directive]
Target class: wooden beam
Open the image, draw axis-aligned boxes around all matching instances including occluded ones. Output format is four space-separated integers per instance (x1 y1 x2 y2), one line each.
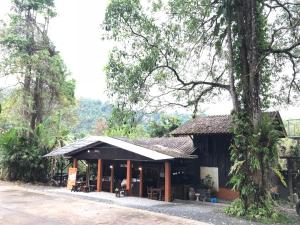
73 158 78 168
164 161 171 202
86 162 90 186
97 159 103 192
126 160 132 195
139 166 143 197
110 164 114 193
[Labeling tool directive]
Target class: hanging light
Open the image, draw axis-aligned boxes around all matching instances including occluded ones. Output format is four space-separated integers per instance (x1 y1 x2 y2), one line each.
110 165 113 169
138 167 142 171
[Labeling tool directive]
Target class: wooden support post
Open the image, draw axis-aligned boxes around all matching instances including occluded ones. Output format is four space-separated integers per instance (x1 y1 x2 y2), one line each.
97 159 103 192
86 162 90 187
139 166 143 197
110 164 114 193
165 161 171 202
73 158 78 168
126 160 132 195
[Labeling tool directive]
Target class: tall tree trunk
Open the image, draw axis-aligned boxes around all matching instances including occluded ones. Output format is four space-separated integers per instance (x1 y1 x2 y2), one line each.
236 0 261 127
247 0 261 131
234 0 265 207
30 76 43 131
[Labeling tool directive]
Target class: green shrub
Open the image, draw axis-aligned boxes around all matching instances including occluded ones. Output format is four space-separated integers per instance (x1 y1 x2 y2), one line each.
0 128 50 182
225 199 294 224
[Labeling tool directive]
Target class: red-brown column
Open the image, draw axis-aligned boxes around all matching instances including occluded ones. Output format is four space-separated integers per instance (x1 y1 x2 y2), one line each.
126 160 132 195
97 159 103 192
139 166 143 197
110 164 114 193
165 161 171 202
73 158 78 168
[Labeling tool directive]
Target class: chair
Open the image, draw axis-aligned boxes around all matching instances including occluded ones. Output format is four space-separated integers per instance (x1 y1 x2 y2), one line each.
115 181 128 198
147 187 158 200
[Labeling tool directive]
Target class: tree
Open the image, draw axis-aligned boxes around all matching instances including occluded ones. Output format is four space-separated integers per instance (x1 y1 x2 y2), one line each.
0 0 76 182
107 103 140 129
148 114 182 137
92 117 108 135
103 0 300 219
0 0 75 132
105 104 148 138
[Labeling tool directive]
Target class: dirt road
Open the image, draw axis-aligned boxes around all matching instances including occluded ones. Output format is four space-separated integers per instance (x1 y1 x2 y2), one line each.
0 182 209 225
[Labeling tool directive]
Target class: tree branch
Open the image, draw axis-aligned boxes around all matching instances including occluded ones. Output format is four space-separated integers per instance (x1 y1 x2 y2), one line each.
267 41 300 55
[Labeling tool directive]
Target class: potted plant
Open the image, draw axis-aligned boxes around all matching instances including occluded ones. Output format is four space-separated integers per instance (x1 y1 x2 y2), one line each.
197 175 214 202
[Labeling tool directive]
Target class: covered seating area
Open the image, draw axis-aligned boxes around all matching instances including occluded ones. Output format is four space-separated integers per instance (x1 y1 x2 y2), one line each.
44 136 197 202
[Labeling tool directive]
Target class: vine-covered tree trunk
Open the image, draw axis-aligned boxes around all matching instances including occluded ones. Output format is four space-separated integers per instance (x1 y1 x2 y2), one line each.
103 0 299 218
236 0 261 124
231 0 268 209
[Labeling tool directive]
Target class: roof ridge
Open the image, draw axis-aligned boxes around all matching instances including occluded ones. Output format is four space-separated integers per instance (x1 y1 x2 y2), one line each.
193 114 231 119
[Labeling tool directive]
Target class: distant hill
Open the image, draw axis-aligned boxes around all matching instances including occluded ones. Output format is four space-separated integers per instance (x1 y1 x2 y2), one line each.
72 98 193 137
72 99 112 136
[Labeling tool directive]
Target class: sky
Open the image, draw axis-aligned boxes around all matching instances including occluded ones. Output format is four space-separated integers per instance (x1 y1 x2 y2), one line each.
0 0 112 102
49 0 112 102
0 0 299 119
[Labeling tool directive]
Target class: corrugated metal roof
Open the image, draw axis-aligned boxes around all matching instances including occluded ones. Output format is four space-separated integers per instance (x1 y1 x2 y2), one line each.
44 136 176 160
44 136 102 157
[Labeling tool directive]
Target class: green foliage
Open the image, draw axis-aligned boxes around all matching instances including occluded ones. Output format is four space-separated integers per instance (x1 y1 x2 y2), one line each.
278 138 299 157
0 110 71 181
224 198 292 224
229 112 284 217
201 174 214 190
148 114 182 137
104 124 148 139
0 0 76 132
0 0 76 182
104 104 187 139
0 128 49 182
271 167 287 188
103 0 227 113
108 104 139 129
104 104 148 139
285 119 300 137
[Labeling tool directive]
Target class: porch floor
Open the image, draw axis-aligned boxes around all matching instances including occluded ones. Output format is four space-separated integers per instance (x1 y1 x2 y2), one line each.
52 188 169 208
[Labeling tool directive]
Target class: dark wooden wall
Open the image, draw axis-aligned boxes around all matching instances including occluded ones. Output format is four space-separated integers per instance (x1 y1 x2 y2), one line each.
193 134 233 187
70 143 151 161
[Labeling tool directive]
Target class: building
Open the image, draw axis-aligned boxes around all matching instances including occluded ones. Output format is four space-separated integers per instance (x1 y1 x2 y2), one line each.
45 112 286 202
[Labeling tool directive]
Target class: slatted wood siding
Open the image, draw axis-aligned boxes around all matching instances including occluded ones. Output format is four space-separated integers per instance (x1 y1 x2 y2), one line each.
193 134 233 188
